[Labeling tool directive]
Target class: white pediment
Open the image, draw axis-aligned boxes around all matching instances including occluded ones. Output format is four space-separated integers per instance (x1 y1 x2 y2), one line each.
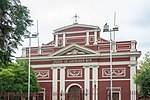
53 24 100 33
50 44 99 57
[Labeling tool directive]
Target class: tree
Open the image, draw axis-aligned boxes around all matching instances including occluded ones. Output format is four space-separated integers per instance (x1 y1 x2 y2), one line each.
0 0 32 67
134 52 150 99
0 60 40 93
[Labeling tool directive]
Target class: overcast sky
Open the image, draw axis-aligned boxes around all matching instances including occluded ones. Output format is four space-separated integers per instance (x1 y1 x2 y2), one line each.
16 0 150 60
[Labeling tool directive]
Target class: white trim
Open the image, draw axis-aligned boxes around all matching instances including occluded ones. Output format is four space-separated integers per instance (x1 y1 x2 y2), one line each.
52 68 58 100
54 29 100 35
60 67 65 100
99 78 130 81
37 78 130 83
67 69 82 78
130 56 137 100
92 66 98 100
55 34 58 47
50 43 98 57
93 31 98 45
53 24 100 33
66 35 86 39
86 31 89 45
18 51 141 61
66 83 83 93
30 61 137 68
49 61 136 67
63 33 66 46
38 88 46 100
107 87 121 100
35 70 50 79
102 68 126 77
84 66 90 100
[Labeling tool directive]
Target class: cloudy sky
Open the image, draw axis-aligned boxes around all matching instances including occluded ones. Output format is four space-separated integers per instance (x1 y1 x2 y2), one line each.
16 0 150 60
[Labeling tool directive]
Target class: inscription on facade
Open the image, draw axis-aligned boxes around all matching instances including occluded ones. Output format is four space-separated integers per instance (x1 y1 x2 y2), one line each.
102 68 126 77
53 59 92 64
35 70 49 79
67 69 82 78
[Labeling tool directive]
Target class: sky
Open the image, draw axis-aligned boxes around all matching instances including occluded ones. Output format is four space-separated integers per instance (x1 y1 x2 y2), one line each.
16 0 150 60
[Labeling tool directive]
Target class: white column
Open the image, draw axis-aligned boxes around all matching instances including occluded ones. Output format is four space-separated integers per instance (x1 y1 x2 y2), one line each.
92 66 98 100
52 67 58 100
63 33 66 46
131 40 136 51
86 31 89 45
93 31 97 45
55 34 58 47
130 57 136 100
60 66 65 100
22 48 26 57
84 66 90 100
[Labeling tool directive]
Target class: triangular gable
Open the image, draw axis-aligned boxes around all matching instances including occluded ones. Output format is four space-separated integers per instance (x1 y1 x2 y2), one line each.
50 43 99 57
54 24 100 33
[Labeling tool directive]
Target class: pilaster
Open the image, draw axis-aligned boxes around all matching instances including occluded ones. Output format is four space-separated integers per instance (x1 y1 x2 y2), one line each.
63 33 66 46
130 56 137 100
60 66 66 100
92 65 98 100
86 31 89 45
52 67 58 100
84 66 90 100
93 31 98 45
55 34 58 47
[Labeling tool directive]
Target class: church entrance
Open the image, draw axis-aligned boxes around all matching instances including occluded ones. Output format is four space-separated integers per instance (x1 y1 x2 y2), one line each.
68 85 82 100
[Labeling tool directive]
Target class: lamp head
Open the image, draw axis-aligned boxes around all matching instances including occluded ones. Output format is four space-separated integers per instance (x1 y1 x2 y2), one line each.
103 23 109 32
112 25 119 31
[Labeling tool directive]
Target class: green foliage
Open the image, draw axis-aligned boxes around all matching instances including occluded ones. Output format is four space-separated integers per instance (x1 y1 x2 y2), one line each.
0 0 32 67
0 60 40 93
134 52 150 97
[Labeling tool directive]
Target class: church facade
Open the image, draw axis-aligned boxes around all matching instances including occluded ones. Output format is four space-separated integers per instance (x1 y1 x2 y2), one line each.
20 23 141 100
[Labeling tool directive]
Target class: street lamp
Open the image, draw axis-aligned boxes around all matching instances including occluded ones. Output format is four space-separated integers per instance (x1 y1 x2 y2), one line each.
103 23 119 100
24 33 39 100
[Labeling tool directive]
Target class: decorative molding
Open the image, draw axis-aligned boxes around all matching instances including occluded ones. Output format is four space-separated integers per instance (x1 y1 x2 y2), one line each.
102 68 126 77
67 49 85 55
35 70 49 79
67 69 82 78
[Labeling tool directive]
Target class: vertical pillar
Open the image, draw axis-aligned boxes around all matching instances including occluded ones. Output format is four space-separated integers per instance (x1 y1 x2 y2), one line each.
63 33 66 46
92 66 98 100
22 48 26 57
130 57 136 100
131 40 136 51
60 66 65 100
84 66 90 100
55 34 58 47
52 67 58 100
86 31 89 45
93 31 97 45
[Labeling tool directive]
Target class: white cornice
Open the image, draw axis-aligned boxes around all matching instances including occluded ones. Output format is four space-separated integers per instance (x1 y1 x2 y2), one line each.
17 51 141 61
54 29 100 35
53 24 100 33
31 61 137 68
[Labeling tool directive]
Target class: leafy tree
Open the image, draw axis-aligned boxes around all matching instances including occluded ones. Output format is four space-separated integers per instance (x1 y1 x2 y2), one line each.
0 0 32 67
0 60 40 93
134 52 150 99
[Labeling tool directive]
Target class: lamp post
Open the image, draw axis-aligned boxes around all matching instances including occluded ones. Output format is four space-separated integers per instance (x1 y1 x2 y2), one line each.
103 23 118 100
24 33 39 100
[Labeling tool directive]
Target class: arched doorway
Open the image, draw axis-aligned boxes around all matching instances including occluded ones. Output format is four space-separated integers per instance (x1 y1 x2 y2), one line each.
68 85 82 100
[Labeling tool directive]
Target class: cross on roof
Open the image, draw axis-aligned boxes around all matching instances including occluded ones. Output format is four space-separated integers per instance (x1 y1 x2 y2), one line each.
73 14 79 24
